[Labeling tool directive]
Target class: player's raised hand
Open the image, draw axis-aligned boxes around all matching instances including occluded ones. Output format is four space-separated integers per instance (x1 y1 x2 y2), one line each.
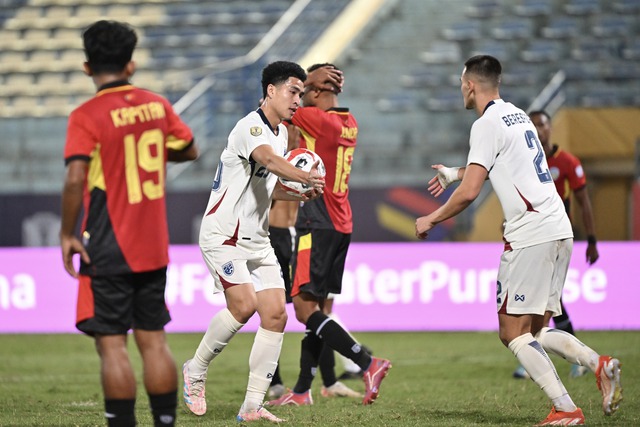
306 65 344 93
60 234 91 278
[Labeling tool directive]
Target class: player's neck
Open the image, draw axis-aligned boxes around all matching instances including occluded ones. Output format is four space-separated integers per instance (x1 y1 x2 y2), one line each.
475 93 500 116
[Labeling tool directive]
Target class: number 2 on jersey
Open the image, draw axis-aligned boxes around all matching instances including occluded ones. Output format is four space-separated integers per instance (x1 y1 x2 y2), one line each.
525 130 552 183
124 129 165 204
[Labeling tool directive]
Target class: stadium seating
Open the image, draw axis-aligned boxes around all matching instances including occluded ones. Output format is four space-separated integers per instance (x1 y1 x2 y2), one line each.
0 0 638 193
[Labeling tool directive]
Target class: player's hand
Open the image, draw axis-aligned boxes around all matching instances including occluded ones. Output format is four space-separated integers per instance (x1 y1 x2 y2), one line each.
301 188 323 201
60 234 90 278
306 65 344 93
586 243 599 265
428 164 460 197
415 216 435 240
306 160 325 192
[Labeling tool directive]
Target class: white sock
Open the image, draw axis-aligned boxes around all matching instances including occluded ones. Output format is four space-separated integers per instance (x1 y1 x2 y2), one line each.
536 327 599 372
508 333 577 412
327 312 361 373
242 327 284 412
190 308 244 376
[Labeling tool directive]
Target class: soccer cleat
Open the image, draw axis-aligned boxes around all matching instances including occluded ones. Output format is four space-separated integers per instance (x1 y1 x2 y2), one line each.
182 360 207 416
236 405 284 423
337 370 364 380
268 383 286 399
362 357 391 405
265 389 313 406
513 365 530 379
595 355 623 415
535 407 585 425
569 364 589 378
321 381 363 398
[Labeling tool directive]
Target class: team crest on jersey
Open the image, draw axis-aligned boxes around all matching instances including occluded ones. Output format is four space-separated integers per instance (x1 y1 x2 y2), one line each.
222 261 234 276
250 126 262 137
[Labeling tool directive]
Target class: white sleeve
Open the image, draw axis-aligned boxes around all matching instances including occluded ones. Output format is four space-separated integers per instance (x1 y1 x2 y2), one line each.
235 120 270 160
467 118 501 171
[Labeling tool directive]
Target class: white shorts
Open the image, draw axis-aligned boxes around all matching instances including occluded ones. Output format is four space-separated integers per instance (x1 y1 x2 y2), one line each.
200 242 285 294
496 239 573 316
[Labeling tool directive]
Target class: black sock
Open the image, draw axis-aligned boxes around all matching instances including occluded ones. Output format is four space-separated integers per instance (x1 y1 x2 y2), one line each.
293 330 322 393
104 398 136 427
271 361 283 386
318 342 337 387
553 300 575 335
148 391 176 427
306 311 371 371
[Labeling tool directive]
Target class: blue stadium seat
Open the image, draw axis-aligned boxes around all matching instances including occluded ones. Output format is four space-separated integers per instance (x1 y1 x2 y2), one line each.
520 40 565 62
541 17 582 39
612 0 640 14
400 67 445 88
513 0 553 17
592 15 634 38
564 0 601 15
571 38 620 61
420 41 461 64
490 18 534 40
470 40 513 61
622 38 640 60
441 21 482 41
465 0 503 19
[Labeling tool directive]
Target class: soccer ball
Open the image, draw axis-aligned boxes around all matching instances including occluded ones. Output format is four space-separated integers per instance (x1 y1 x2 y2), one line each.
278 148 326 196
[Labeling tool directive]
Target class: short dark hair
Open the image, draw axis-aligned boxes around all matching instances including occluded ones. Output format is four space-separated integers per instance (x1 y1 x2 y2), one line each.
528 110 551 122
83 20 137 74
464 55 502 87
261 61 306 98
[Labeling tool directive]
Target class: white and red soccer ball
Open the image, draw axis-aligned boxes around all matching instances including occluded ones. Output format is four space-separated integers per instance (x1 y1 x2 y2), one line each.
278 148 326 196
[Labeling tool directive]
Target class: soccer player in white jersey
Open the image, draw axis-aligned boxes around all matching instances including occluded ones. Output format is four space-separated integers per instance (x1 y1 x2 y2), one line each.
415 55 622 426
182 61 325 423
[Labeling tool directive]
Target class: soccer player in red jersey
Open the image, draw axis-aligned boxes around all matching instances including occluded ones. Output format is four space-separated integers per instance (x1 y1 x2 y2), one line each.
60 20 198 427
267 64 392 409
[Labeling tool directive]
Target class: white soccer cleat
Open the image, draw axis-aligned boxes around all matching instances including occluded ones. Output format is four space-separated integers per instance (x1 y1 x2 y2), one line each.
182 360 207 416
237 405 285 423
321 381 363 398
596 356 623 415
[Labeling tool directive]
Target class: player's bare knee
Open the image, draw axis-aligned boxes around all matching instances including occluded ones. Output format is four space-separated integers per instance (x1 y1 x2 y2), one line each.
229 301 258 323
261 309 287 332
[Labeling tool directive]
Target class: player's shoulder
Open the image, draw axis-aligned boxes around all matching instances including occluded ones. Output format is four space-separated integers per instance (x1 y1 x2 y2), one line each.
555 147 581 164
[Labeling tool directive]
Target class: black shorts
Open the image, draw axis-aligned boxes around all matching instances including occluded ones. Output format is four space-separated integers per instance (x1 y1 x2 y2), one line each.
291 228 351 299
269 226 293 303
76 268 171 336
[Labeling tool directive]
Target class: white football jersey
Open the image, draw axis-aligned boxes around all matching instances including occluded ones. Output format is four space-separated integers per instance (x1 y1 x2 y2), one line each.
467 99 573 249
200 109 288 250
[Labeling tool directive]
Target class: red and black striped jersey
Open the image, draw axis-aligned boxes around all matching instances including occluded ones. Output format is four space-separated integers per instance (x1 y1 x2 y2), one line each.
292 106 357 234
64 81 193 275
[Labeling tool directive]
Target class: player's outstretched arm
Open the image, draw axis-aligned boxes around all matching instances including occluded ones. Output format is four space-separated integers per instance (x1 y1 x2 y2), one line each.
417 164 485 239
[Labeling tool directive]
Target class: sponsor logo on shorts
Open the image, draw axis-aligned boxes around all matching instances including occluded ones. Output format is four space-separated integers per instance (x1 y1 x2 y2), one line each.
514 294 525 302
222 261 234 276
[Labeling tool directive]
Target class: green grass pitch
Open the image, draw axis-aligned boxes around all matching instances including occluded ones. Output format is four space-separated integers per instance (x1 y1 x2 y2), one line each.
0 331 637 426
